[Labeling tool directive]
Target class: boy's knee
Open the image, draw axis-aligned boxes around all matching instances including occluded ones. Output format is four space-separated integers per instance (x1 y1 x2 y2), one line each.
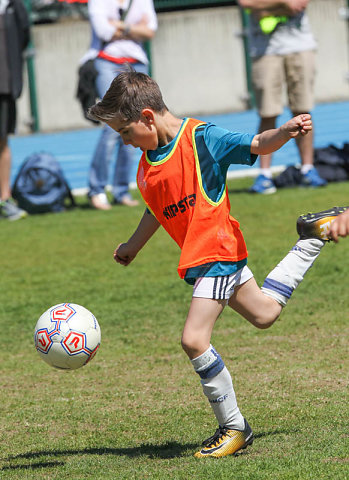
181 335 207 359
180 336 187 351
181 336 195 356
253 310 280 329
250 295 283 329
254 318 275 329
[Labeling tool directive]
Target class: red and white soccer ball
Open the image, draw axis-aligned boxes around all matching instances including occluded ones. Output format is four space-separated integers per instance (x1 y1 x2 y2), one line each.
34 303 101 370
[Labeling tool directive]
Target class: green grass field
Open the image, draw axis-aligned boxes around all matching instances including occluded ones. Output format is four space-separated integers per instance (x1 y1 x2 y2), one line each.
0 179 348 479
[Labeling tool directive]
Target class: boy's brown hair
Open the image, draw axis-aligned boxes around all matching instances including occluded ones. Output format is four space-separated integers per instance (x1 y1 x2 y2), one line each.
88 71 168 123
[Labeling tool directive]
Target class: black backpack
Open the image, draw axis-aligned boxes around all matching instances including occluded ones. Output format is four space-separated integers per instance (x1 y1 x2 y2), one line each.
314 144 349 182
12 152 75 214
273 165 302 188
76 59 100 125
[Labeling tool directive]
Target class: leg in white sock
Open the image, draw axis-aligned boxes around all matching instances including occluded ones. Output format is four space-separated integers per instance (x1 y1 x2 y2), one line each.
262 238 325 305
201 367 245 430
191 346 245 430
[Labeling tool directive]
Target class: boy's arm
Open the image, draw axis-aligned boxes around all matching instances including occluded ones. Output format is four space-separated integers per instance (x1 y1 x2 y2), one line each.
250 114 312 155
238 0 309 16
114 209 161 266
238 0 285 8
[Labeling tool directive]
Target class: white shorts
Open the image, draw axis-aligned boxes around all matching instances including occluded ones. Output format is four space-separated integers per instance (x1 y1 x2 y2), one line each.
192 266 254 301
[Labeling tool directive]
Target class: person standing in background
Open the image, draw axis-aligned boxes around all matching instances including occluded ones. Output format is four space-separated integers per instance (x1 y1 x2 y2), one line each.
238 0 327 194
87 0 157 209
0 0 29 220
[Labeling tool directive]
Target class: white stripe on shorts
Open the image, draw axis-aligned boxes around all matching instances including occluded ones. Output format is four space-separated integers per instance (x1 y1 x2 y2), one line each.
192 266 254 300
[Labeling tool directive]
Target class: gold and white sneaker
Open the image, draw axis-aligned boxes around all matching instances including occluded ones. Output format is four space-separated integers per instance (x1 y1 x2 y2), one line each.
194 419 253 458
296 206 349 241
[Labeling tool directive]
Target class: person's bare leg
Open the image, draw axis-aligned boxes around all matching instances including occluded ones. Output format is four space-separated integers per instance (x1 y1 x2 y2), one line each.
182 297 246 432
250 117 278 193
293 110 313 167
258 116 277 170
0 138 11 200
181 297 224 359
228 277 282 328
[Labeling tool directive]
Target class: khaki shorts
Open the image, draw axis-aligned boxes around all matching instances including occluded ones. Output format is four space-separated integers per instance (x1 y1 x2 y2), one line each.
252 50 316 118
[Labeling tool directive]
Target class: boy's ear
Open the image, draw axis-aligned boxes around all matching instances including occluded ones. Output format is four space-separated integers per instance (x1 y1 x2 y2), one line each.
141 109 155 125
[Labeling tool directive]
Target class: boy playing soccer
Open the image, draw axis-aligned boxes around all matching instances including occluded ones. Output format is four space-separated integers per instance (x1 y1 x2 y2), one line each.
88 72 347 458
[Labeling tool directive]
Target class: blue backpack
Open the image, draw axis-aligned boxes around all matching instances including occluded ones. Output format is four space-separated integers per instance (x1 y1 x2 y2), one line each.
12 152 75 214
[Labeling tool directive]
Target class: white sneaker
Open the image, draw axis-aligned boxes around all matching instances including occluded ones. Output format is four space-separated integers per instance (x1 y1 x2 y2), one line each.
0 198 28 221
90 193 112 211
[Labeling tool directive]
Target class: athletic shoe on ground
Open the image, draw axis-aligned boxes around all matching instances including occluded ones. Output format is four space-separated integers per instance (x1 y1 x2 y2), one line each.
0 198 28 221
249 174 276 194
300 167 327 187
90 193 112 210
297 206 349 241
194 418 254 458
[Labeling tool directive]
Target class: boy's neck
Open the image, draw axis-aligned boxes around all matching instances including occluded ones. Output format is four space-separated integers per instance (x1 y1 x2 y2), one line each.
155 111 184 147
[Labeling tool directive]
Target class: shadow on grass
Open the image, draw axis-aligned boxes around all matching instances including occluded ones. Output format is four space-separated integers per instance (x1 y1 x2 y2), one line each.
2 429 294 471
2 442 195 471
253 428 298 439
1 461 65 471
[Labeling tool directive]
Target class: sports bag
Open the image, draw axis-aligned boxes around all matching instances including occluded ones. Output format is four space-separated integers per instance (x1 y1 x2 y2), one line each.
314 144 349 182
273 165 302 188
76 59 100 125
12 152 75 214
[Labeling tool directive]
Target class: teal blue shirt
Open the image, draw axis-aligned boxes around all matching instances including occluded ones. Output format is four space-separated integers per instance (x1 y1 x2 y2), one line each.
147 119 257 284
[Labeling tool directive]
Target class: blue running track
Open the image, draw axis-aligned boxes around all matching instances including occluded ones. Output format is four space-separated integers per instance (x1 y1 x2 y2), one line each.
10 101 349 194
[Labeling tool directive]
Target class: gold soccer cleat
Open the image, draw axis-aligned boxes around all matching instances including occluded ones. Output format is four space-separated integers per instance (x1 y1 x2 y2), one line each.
194 419 253 458
296 206 349 241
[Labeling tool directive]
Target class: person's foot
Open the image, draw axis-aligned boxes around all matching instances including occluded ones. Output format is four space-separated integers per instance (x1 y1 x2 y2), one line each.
90 193 112 210
194 419 253 458
296 206 349 241
114 195 139 207
0 198 28 221
249 174 276 194
300 167 327 187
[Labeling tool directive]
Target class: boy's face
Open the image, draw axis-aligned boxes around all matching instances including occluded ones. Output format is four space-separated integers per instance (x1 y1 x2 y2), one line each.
107 112 158 151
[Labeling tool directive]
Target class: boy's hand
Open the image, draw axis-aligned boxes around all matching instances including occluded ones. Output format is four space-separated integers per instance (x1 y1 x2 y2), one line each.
329 209 349 242
113 243 137 266
251 113 312 155
109 20 125 40
281 114 312 139
113 210 160 267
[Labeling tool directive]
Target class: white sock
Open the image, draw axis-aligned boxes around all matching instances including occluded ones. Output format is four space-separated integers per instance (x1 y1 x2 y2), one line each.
301 164 313 174
260 168 272 179
191 346 245 430
201 367 245 430
261 238 325 306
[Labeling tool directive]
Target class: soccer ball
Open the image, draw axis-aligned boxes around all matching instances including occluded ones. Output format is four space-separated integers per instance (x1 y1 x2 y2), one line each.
34 303 101 370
